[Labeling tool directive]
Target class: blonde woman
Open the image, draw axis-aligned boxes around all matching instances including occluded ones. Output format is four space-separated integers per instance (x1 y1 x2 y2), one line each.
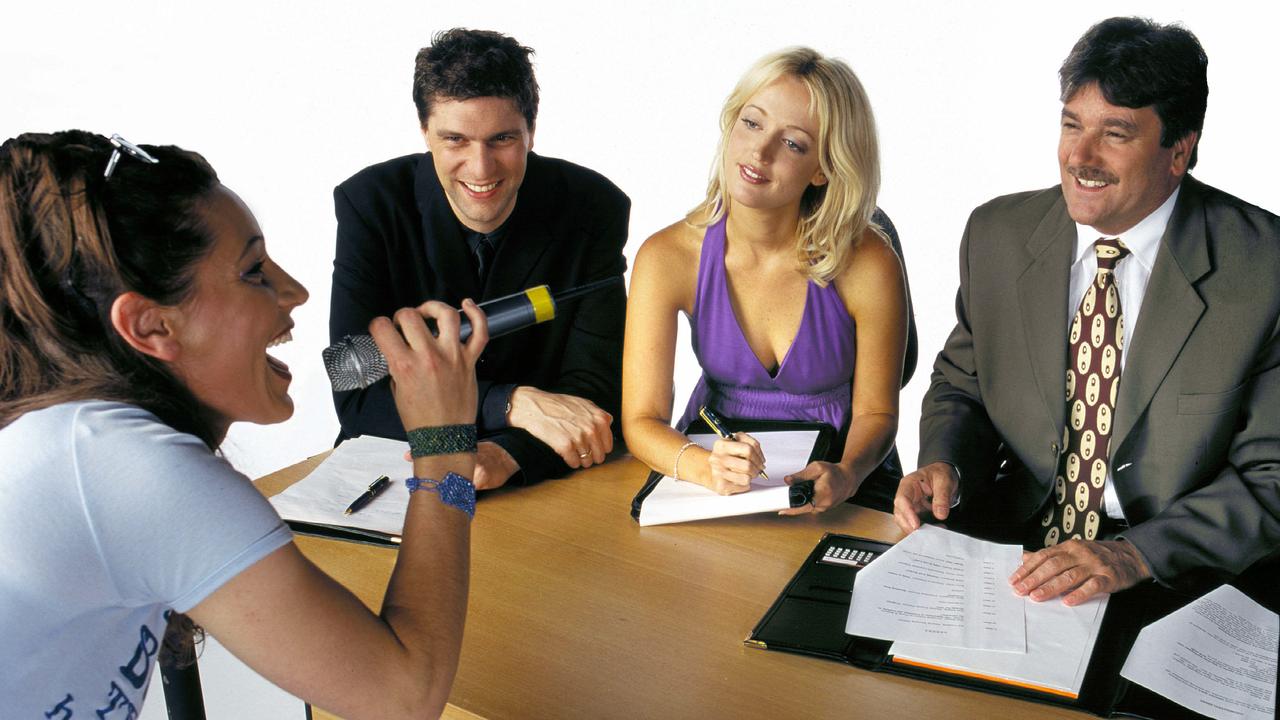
623 48 912 514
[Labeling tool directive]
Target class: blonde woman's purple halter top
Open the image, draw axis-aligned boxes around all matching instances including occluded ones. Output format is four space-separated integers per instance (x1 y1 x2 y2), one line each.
677 216 856 432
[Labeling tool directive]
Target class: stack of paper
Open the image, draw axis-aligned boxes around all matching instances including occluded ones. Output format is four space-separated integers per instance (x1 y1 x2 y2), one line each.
846 525 1027 652
890 594 1107 698
270 435 413 540
637 430 819 526
1121 585 1277 720
845 525 1108 698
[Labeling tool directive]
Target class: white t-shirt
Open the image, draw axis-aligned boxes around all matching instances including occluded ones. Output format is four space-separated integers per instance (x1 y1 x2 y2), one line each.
0 401 293 719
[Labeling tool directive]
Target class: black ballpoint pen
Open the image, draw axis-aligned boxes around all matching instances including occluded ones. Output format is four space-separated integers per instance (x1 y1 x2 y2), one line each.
698 405 769 480
344 475 391 516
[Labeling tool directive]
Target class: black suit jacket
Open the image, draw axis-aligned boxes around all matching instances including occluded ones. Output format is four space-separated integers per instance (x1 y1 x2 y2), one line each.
330 151 630 484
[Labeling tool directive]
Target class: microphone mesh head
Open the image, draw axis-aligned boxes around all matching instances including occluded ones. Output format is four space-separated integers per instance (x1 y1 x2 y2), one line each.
322 335 388 391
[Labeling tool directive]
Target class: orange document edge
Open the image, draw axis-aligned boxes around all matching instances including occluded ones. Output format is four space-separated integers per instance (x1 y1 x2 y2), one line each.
889 656 1080 700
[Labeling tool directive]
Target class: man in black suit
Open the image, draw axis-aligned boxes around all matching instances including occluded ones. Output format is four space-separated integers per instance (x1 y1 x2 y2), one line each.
331 28 630 489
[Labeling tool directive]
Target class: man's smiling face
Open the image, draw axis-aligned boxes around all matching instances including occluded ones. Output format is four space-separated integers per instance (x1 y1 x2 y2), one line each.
1058 82 1194 235
425 95 533 233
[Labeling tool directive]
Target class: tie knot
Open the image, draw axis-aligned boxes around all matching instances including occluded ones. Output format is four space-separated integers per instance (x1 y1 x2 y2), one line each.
1094 238 1130 270
469 231 494 251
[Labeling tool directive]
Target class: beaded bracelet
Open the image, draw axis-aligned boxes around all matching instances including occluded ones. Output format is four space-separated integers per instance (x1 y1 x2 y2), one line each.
406 424 477 458
405 472 476 518
673 440 697 482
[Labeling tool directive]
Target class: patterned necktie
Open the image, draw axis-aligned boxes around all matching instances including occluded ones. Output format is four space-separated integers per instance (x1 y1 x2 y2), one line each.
1038 238 1130 548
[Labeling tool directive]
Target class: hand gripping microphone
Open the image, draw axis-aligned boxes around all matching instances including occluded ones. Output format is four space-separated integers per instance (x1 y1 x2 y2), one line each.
323 276 622 392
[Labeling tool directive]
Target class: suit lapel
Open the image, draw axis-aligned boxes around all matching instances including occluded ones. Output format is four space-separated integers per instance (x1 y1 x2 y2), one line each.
484 153 559 298
415 154 482 301
1112 178 1211 453
1016 194 1075 438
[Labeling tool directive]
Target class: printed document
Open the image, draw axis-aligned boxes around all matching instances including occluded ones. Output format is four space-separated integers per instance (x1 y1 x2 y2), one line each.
845 525 1026 652
637 430 819 526
890 593 1108 697
1121 584 1277 720
270 435 412 537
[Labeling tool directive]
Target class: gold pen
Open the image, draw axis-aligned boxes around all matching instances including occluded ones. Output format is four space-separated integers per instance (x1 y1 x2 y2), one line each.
698 406 769 480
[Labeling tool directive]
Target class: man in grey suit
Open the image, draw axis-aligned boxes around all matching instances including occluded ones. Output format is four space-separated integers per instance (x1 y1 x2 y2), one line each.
895 17 1279 605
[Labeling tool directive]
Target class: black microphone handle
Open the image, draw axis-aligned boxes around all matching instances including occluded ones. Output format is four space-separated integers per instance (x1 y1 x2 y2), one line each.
323 288 550 392
447 275 621 340
442 288 546 343
323 277 623 392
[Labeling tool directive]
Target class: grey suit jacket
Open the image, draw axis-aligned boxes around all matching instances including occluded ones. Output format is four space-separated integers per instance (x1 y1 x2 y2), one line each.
919 175 1280 590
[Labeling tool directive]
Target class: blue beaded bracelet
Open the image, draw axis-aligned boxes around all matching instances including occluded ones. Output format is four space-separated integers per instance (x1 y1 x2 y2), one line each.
405 472 476 518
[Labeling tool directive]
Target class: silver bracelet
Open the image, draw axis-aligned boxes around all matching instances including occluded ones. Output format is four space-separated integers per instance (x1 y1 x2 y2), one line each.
673 441 697 482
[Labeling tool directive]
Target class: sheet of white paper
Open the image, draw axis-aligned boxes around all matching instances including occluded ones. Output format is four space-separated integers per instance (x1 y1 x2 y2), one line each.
637 430 818 526
891 594 1108 696
1121 585 1277 720
269 435 413 537
845 525 1026 652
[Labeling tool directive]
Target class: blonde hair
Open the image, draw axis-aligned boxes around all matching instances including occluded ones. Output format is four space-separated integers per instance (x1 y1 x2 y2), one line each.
689 47 882 286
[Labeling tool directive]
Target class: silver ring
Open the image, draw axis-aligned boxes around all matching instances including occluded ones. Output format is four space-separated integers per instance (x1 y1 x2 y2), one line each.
578 451 590 459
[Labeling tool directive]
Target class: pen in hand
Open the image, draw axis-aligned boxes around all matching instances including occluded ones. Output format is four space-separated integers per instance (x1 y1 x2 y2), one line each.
697 405 769 481
344 475 391 516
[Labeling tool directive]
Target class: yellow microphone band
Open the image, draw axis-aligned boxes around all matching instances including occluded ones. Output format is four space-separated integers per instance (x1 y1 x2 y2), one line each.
526 285 555 324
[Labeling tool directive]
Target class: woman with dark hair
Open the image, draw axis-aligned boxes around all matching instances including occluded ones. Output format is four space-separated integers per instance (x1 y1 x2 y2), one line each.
0 130 485 719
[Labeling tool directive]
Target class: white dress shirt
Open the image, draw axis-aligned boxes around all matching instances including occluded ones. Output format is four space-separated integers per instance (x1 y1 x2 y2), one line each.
1068 187 1180 520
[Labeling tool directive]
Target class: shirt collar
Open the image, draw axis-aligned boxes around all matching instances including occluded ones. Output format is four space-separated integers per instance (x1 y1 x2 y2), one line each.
1073 185 1180 272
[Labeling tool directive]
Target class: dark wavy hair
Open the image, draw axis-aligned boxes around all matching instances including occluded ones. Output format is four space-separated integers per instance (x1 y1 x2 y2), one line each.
1059 17 1208 168
0 130 222 448
0 130 225 666
412 27 539 129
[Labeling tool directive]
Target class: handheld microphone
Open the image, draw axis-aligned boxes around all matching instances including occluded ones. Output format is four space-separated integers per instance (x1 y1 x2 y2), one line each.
322 276 621 392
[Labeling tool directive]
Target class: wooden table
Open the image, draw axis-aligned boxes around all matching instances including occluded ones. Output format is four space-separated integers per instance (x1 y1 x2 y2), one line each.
257 455 1089 720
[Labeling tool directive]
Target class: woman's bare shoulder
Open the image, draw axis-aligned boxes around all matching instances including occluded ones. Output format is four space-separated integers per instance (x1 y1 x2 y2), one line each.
835 226 906 306
637 217 704 266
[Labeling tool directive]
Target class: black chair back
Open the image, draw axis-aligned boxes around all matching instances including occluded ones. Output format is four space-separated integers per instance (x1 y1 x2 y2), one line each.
872 207 918 388
159 625 207 720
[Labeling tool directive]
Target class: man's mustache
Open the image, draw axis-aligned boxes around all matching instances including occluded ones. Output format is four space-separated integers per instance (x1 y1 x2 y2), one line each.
1068 166 1119 184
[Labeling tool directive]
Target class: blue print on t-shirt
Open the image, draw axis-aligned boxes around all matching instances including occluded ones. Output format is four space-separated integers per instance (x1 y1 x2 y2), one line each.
95 681 137 720
44 622 159 719
118 625 158 690
44 693 74 719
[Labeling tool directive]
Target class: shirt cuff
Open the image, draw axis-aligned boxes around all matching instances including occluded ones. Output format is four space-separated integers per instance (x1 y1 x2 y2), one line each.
479 383 517 433
946 462 962 508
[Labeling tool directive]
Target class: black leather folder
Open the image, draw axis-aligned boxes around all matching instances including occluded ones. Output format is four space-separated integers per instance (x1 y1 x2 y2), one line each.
283 520 401 547
747 532 1235 719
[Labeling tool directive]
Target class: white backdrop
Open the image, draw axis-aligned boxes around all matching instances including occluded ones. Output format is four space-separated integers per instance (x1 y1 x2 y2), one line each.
5 0 1276 480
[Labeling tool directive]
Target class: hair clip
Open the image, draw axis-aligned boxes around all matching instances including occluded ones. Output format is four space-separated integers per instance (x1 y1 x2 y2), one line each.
104 133 158 179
